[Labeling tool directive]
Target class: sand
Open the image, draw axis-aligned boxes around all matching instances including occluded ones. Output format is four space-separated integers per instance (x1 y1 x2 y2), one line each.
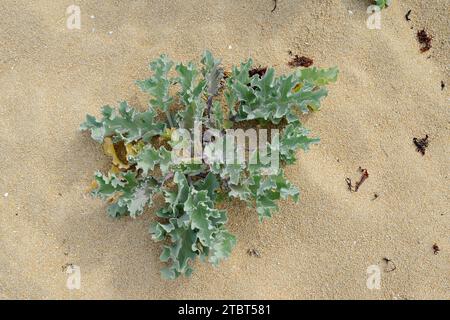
0 0 448 299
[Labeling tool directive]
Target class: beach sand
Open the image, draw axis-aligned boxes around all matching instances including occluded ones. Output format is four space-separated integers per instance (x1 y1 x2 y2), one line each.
0 0 448 299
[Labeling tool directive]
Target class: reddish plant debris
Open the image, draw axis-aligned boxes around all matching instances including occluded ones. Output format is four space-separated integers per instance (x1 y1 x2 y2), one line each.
413 135 429 155
248 66 267 78
405 9 412 22
346 167 369 192
432 243 440 255
288 55 314 68
355 167 369 192
417 29 432 52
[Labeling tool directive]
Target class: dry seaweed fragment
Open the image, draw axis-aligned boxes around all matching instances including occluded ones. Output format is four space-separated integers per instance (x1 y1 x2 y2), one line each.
413 135 429 155
355 167 369 192
405 10 411 22
441 81 445 91
288 55 314 68
382 257 396 272
61 263 74 272
248 66 267 78
247 249 261 258
345 178 353 191
346 167 369 192
417 29 432 52
271 0 277 13
432 243 440 255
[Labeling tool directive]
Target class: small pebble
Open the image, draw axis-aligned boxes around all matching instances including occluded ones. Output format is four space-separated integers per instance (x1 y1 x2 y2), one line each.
90 15 95 19
4 193 8 197
108 31 113 35
348 10 353 15
228 45 232 49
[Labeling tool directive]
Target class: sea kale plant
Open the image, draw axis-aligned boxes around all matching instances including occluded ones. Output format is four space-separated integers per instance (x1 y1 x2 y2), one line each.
80 51 338 279
374 0 391 9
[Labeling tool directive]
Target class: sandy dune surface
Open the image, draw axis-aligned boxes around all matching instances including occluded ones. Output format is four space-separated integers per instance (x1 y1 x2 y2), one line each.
0 0 448 299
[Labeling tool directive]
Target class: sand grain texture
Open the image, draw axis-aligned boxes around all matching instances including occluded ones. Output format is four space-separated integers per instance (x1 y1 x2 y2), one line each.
0 0 449 299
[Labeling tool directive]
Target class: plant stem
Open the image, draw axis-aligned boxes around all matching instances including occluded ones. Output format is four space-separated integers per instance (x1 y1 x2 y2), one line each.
165 110 174 128
206 96 213 120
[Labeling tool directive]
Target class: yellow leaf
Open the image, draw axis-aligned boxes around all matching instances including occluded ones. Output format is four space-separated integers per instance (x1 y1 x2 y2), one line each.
107 192 123 204
86 179 98 193
110 164 120 174
103 137 129 169
307 105 318 112
293 83 303 93
223 120 233 129
162 127 175 140
125 141 144 158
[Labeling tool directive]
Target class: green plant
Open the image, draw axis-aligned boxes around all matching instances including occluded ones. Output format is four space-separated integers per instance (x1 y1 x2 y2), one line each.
80 51 337 279
374 0 391 9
